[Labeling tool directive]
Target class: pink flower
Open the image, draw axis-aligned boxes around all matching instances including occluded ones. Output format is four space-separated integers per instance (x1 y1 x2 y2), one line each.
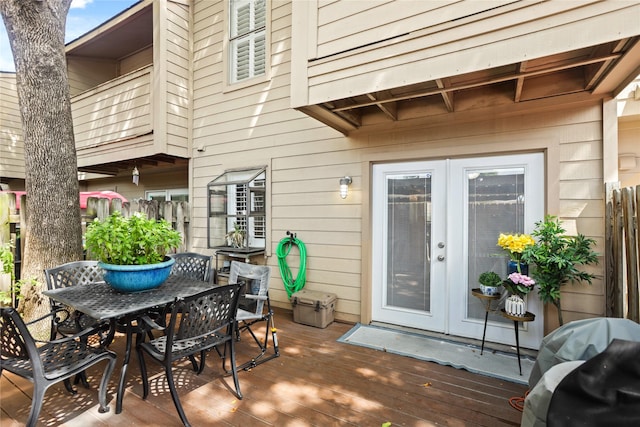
504 273 536 296
507 272 535 287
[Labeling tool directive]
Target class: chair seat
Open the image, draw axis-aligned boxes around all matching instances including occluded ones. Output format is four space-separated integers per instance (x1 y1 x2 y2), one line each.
141 331 231 362
2 334 112 382
1 307 117 427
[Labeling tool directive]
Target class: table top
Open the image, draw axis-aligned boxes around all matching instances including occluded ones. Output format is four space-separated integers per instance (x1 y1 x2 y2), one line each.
43 275 213 321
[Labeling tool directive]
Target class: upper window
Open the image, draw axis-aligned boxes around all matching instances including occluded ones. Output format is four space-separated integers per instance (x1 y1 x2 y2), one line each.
229 0 266 84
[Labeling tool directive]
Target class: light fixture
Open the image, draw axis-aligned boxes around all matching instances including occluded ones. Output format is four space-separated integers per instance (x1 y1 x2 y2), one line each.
132 166 139 186
339 176 352 199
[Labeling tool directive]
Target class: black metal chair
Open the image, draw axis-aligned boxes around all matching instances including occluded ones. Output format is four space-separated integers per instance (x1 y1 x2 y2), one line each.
44 261 105 336
44 260 109 391
137 284 243 427
228 261 280 370
170 252 213 283
0 307 117 427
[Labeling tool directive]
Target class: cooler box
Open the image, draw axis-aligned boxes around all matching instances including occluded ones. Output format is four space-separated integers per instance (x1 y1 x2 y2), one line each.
291 289 337 328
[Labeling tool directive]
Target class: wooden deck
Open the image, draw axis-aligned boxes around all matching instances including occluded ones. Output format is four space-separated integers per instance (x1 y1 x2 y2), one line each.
1 308 527 426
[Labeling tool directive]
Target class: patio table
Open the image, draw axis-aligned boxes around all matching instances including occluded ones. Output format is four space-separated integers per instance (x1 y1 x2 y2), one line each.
43 275 214 414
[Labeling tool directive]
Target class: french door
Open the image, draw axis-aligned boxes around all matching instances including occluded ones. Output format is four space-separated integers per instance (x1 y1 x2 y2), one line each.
372 153 544 348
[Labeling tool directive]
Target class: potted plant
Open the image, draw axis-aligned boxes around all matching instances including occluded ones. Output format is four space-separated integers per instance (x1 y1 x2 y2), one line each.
225 222 246 248
502 272 536 316
478 271 502 295
497 233 535 274
84 211 182 292
521 215 598 326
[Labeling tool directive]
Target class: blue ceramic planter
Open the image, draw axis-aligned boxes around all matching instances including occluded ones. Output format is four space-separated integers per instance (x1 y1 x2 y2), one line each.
100 257 175 292
507 260 528 276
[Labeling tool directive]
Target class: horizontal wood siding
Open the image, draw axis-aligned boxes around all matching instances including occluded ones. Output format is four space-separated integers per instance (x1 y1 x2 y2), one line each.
192 1 606 331
0 73 24 180
165 0 191 156
299 0 639 106
120 46 153 75
71 66 153 149
67 57 119 97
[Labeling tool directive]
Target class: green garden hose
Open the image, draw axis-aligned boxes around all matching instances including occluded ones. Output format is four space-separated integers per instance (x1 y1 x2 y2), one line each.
277 233 307 298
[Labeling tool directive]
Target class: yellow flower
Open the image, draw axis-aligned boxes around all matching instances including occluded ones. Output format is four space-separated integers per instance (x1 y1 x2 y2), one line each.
498 233 534 260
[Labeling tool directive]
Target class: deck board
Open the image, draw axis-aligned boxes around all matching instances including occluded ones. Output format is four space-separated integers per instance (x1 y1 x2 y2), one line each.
1 308 527 426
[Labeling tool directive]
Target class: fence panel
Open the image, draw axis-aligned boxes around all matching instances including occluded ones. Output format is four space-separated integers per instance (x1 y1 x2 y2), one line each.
0 193 190 282
606 184 640 322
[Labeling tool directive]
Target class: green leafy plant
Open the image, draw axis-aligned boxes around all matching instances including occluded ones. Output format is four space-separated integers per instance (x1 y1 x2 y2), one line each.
225 222 246 248
522 215 598 326
0 242 15 306
0 241 14 279
478 271 502 288
85 211 182 265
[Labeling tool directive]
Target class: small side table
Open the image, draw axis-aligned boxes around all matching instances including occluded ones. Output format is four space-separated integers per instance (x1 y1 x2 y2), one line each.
471 288 501 355
501 309 535 375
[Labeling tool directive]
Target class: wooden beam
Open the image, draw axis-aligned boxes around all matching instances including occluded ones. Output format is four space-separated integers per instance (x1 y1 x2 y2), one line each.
436 79 454 112
332 52 621 112
366 93 397 120
514 61 527 102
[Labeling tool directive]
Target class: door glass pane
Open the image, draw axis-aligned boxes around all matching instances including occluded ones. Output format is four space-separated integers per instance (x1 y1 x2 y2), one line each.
467 168 525 321
386 174 431 312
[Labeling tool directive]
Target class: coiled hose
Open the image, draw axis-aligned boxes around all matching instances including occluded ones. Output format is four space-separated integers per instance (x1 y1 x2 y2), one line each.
276 234 307 298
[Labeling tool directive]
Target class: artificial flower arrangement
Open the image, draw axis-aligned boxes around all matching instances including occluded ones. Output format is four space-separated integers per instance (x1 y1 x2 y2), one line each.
497 233 535 263
502 272 536 298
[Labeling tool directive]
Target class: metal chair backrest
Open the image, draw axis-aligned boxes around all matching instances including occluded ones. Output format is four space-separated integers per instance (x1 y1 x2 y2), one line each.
0 307 44 380
170 252 213 283
44 261 103 291
228 261 271 316
168 284 241 348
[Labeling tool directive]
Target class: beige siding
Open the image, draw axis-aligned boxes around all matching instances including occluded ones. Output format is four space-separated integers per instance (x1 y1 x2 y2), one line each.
191 0 610 332
120 46 153 75
67 58 119 97
71 66 153 149
159 0 191 157
0 73 24 180
293 0 640 106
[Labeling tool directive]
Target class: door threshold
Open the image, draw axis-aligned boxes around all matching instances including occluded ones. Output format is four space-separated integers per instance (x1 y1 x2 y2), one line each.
370 321 539 358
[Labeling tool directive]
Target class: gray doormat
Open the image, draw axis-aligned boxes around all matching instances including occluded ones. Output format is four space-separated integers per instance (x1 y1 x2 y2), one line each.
338 323 534 385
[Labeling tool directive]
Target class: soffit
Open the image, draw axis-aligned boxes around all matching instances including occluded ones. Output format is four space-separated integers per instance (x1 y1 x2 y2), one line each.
301 37 640 134
77 155 188 177
65 4 152 60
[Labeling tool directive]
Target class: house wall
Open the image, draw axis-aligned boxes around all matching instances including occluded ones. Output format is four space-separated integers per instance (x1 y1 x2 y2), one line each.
162 0 191 157
0 73 24 181
81 167 188 203
67 58 119 97
120 46 154 75
292 0 640 107
191 0 606 332
72 66 154 163
617 76 640 188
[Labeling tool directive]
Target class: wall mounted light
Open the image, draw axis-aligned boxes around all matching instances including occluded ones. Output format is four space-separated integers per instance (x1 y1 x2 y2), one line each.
339 176 352 199
132 166 139 186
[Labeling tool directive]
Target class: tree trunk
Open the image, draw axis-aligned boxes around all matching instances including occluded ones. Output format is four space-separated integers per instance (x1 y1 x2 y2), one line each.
1 0 83 323
554 298 564 327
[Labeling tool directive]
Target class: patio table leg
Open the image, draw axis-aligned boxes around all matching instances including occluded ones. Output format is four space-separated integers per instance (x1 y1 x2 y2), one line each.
116 318 135 414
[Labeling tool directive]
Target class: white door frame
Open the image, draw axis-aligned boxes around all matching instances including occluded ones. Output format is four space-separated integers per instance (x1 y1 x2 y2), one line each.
371 153 545 349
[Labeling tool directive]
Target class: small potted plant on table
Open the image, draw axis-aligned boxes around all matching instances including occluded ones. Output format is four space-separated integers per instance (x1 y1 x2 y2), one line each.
84 211 182 292
478 271 502 296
